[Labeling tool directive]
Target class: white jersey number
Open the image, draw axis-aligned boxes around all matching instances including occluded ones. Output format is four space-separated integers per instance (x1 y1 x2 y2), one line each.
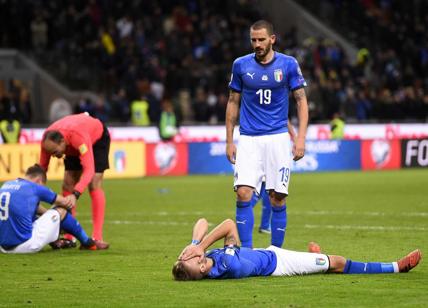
256 89 271 105
0 192 11 221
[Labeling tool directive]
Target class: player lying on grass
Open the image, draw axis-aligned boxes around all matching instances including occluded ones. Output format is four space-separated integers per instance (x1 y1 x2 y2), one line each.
172 218 422 280
0 165 106 253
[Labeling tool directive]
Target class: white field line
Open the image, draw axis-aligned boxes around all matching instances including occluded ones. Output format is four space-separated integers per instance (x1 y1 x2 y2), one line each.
303 224 428 231
80 210 428 217
79 220 427 231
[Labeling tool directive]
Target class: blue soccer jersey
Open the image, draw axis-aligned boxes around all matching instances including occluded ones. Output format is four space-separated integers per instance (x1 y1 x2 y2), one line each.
229 52 306 136
206 246 277 279
0 179 57 247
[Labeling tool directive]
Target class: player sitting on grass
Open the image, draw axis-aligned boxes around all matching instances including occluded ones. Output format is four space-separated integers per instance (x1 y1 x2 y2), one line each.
172 218 422 280
0 165 105 253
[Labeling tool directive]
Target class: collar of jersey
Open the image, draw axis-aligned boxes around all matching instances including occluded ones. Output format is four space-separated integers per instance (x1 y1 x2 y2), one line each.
253 51 278 66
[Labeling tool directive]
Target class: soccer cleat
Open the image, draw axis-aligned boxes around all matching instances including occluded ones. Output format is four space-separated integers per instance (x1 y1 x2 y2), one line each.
258 227 271 234
49 238 77 249
397 249 422 272
80 239 110 250
308 241 321 253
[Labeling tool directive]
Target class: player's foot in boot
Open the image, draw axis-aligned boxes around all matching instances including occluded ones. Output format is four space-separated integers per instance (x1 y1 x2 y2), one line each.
308 241 321 253
258 227 271 234
397 249 422 272
49 238 77 249
80 239 110 250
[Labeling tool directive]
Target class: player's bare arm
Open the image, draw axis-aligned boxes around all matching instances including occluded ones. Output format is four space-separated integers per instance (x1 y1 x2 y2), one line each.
54 194 74 210
287 120 296 142
292 88 309 161
179 219 241 261
178 218 209 260
36 205 47 215
223 220 240 247
225 90 241 164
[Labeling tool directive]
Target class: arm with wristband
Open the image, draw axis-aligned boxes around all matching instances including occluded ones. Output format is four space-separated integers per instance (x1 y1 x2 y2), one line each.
190 218 208 245
179 218 241 262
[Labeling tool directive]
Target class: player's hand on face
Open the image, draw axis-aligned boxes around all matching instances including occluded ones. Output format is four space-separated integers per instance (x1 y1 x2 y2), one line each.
293 137 305 161
179 244 205 261
226 143 237 164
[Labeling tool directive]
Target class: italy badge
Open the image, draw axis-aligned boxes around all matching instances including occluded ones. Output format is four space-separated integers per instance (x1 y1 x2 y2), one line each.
274 69 283 82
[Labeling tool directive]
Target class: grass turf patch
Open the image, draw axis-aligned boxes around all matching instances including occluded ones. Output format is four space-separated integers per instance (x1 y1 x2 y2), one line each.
1 169 427 307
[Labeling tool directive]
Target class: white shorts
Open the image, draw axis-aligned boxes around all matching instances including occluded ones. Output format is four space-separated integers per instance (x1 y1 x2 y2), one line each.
234 132 291 195
266 245 330 276
0 209 60 254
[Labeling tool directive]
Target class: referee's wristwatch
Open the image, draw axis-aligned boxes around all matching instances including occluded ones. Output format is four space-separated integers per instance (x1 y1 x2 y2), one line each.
72 190 81 200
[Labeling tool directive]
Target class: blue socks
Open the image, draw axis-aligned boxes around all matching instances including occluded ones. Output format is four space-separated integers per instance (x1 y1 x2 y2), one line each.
344 260 397 274
260 190 272 231
60 213 91 245
271 205 287 247
236 201 254 248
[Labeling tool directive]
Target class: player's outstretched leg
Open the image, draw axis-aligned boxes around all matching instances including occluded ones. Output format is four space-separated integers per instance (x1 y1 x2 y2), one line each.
342 249 422 274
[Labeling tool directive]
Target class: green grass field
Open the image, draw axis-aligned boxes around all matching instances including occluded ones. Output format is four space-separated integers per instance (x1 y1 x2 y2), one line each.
1 169 427 307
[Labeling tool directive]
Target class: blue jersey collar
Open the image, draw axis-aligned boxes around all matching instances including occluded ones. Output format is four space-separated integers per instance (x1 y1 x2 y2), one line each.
254 51 277 66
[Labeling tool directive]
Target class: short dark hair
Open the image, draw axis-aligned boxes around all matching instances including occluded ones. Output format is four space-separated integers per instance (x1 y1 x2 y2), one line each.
251 20 274 36
43 130 64 144
25 164 47 183
172 261 192 281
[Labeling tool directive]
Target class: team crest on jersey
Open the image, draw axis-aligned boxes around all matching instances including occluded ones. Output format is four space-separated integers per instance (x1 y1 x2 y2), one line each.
274 69 283 82
79 144 88 155
316 257 326 266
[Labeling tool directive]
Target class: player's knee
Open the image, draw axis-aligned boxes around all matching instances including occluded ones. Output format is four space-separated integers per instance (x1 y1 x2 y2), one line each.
269 192 286 206
327 255 346 273
89 175 104 191
54 207 67 220
236 187 253 202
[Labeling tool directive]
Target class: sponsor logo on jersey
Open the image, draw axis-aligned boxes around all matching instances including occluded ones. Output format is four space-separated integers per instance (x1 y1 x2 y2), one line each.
246 72 255 79
79 144 88 155
262 75 268 81
316 257 326 266
274 69 283 82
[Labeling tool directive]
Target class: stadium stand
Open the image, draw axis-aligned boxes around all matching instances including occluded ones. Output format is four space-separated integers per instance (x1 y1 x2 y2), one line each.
0 0 426 124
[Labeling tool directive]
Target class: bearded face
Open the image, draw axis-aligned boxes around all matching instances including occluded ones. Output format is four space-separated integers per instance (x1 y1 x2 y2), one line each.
250 28 275 62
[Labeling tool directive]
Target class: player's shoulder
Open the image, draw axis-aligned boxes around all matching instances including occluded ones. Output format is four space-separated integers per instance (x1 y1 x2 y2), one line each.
233 53 256 66
275 51 298 64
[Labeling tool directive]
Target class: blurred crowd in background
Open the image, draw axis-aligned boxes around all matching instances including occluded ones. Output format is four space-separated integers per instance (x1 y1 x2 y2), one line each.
0 0 427 127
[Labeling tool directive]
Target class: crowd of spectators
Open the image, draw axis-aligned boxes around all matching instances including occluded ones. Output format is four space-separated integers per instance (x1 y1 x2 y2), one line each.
0 80 32 124
0 0 427 125
299 0 428 122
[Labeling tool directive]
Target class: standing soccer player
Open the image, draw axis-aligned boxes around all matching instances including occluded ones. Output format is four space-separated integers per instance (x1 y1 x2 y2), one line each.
225 20 309 248
40 113 110 249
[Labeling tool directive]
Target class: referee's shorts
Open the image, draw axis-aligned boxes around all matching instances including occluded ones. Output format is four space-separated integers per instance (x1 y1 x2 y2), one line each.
64 124 110 173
